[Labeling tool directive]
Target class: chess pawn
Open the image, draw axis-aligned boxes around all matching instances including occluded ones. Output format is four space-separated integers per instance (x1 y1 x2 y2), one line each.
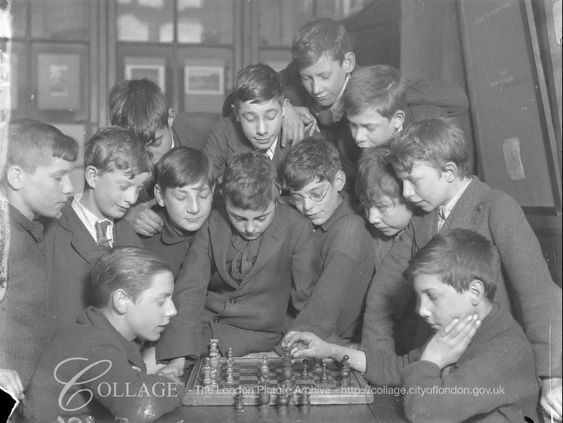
235 393 245 412
301 389 311 408
259 386 271 406
202 364 212 387
282 362 294 380
260 356 270 381
301 359 309 379
320 362 328 383
277 392 289 406
226 366 235 385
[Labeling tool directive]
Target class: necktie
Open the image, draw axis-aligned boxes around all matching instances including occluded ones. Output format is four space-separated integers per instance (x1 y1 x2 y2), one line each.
95 220 112 248
436 207 447 232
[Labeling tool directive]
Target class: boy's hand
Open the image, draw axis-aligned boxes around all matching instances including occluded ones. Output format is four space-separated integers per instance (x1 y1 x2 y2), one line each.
420 314 480 369
123 198 164 237
281 331 332 359
0 368 24 400
296 106 320 138
541 377 562 422
158 357 185 378
281 103 305 148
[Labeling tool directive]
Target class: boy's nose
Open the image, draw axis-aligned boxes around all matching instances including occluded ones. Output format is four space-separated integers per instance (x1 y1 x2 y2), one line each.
62 174 74 195
256 120 268 136
167 301 178 318
367 208 381 224
402 181 415 199
186 196 200 214
245 221 254 234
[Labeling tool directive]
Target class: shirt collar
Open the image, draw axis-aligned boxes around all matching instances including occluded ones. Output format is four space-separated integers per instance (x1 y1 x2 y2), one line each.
329 73 351 122
265 137 278 160
438 178 472 221
72 193 114 243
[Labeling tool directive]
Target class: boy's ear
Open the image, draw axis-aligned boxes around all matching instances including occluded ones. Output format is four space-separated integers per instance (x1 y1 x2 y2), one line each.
392 110 405 129
167 108 176 128
154 184 165 207
5 165 26 191
468 279 485 306
84 165 99 189
334 169 346 192
231 104 240 122
342 52 356 74
112 288 132 315
442 162 459 183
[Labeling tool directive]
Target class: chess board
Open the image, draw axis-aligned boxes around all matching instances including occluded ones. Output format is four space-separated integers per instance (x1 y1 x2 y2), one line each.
183 357 374 406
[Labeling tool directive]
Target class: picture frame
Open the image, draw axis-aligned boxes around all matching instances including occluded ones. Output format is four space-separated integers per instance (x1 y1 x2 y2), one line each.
125 63 166 93
37 53 81 111
184 65 224 95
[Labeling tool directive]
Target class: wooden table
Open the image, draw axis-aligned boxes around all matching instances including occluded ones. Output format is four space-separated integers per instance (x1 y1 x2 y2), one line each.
157 391 407 422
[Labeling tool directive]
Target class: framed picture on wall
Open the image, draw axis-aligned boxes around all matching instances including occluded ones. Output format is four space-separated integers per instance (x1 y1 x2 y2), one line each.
184 66 224 95
37 53 81 111
125 63 166 93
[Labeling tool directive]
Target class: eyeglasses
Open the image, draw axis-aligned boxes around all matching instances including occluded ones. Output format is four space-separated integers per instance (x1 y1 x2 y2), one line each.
289 183 331 206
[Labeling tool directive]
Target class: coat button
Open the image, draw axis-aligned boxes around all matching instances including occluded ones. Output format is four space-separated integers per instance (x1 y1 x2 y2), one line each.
213 316 221 324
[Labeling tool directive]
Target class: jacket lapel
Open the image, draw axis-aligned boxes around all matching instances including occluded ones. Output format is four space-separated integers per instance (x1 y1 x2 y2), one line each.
59 205 101 265
209 211 240 288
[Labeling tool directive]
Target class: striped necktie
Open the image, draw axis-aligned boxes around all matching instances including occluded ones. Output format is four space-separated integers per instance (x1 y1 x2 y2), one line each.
95 220 112 248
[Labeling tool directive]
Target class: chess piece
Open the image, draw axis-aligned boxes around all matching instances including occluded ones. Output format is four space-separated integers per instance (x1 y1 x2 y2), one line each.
301 389 311 407
320 362 328 383
260 356 270 381
282 362 294 381
226 366 234 385
340 355 351 387
209 339 220 371
235 393 245 412
226 347 233 361
202 361 212 387
259 385 271 406
277 392 289 406
301 359 309 379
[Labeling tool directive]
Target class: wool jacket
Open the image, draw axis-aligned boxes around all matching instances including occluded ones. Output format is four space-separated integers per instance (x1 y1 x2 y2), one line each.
361 177 562 379
0 204 54 389
24 307 183 422
45 201 143 331
156 203 320 360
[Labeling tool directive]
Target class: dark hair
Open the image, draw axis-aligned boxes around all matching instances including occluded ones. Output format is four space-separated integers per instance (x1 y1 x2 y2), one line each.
405 229 499 300
389 118 470 178
90 246 172 308
355 146 404 208
222 151 280 210
233 64 284 107
281 138 341 191
84 127 152 178
3 119 78 180
292 19 353 69
155 146 213 191
343 65 407 118
108 79 169 146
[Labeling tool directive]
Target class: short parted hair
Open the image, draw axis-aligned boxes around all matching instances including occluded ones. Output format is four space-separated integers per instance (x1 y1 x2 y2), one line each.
389 118 470 178
343 65 407 118
4 119 78 179
281 139 341 191
90 246 172 308
84 127 152 178
292 19 353 69
233 64 284 107
355 146 405 208
108 79 169 147
222 151 280 210
155 146 213 192
405 228 499 300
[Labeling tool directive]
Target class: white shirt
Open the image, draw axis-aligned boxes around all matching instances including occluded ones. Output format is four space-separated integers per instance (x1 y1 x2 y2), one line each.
437 178 473 231
71 193 114 246
265 137 278 160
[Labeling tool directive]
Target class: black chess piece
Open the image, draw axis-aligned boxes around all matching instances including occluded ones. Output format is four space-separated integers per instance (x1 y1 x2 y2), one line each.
301 389 311 407
301 359 309 379
320 362 328 383
340 354 351 387
277 392 289 406
235 393 245 412
259 385 271 406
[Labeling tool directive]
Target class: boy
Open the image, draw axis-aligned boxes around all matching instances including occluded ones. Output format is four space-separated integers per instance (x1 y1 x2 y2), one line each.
284 229 539 422
343 65 407 150
281 138 374 344
24 247 182 422
204 64 291 183
143 146 214 277
0 119 77 395
366 117 562 417
286 19 468 180
156 152 319 376
109 78 218 237
46 127 150 330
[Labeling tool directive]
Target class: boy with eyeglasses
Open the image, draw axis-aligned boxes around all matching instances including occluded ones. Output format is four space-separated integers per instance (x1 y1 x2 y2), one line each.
280 139 374 345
